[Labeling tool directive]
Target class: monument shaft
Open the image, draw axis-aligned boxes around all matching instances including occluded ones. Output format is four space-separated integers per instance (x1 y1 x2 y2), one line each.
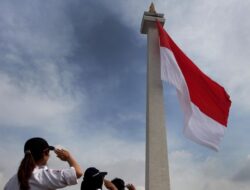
141 8 171 190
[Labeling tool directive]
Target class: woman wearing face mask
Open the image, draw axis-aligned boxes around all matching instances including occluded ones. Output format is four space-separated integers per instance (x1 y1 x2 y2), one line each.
4 137 83 190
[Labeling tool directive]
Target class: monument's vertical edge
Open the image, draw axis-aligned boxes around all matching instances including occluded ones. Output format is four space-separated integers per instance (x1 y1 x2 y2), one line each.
140 4 171 190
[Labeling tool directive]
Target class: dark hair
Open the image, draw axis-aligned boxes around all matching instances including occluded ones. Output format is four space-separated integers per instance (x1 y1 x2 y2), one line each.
111 178 125 190
17 152 37 190
81 175 104 190
81 167 107 190
17 137 53 190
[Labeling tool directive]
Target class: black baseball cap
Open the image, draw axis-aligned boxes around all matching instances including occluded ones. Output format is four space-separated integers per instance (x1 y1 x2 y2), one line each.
84 167 107 180
24 137 54 154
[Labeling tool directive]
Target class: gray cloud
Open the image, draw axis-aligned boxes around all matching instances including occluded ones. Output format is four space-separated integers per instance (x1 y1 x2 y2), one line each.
232 158 250 183
0 1 146 189
169 151 250 190
105 0 250 113
1 0 250 190
0 0 86 130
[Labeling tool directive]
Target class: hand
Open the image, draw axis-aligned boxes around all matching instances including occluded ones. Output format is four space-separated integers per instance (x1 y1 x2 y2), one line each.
104 179 118 190
126 184 136 190
54 148 83 178
54 149 71 161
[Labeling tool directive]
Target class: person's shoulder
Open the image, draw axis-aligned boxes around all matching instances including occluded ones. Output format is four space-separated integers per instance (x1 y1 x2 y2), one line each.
5 174 18 184
32 165 48 175
31 166 72 187
36 166 76 174
4 174 19 190
33 166 61 176
32 165 77 185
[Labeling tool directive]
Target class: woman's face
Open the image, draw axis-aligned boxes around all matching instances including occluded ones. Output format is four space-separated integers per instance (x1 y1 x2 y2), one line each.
41 150 50 165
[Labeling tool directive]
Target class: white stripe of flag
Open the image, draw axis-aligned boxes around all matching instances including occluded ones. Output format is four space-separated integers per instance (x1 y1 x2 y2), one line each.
156 21 231 151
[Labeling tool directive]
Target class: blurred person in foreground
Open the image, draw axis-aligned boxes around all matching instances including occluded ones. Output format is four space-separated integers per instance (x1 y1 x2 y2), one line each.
4 137 83 190
111 178 136 190
81 167 117 190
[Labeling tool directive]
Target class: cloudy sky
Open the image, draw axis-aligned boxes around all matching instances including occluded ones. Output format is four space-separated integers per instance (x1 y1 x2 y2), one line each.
0 0 250 190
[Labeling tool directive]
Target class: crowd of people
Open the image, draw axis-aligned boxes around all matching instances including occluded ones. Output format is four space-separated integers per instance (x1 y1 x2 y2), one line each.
4 137 137 190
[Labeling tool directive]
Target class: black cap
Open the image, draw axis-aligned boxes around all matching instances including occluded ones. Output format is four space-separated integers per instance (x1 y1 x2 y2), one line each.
84 167 107 180
24 137 54 155
111 178 125 190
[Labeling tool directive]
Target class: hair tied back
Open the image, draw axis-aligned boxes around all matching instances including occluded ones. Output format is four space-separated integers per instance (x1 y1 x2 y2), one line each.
24 150 31 154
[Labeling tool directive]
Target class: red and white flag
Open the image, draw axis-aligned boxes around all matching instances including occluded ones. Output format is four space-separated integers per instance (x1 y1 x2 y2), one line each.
156 21 231 151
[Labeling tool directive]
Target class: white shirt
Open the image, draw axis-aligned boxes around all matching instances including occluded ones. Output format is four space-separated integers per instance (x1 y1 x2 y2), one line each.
4 165 78 190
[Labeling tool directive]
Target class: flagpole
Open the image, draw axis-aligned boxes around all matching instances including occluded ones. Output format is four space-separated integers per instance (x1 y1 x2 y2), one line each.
140 3 170 190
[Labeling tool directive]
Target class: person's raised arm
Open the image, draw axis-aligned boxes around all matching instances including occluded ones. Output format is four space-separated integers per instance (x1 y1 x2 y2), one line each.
126 184 136 190
104 179 118 190
55 149 83 178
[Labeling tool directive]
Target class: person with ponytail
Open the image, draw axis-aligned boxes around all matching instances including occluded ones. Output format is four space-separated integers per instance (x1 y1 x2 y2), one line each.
4 137 83 190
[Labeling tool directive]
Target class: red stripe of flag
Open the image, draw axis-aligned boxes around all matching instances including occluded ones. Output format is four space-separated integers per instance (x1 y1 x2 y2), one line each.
157 21 231 127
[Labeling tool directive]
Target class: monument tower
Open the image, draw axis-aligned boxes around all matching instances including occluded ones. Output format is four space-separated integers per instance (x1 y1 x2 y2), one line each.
140 4 171 190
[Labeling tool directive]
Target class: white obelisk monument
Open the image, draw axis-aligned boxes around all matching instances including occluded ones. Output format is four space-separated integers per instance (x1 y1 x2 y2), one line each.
140 4 171 190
